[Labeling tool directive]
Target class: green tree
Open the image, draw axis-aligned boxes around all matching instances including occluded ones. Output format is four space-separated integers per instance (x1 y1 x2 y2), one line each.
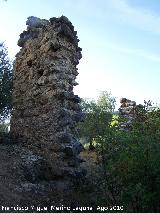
0 43 13 123
79 91 116 149
97 91 116 112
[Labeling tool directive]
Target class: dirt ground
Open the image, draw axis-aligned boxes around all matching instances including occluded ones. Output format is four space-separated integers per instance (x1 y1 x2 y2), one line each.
0 142 98 213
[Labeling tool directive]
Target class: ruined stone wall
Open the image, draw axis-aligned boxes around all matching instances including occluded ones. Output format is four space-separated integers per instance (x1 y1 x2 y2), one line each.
10 16 84 179
119 98 143 130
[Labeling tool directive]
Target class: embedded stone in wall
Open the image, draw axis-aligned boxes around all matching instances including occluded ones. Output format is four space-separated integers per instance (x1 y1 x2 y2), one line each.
119 98 136 118
10 15 84 180
119 98 144 130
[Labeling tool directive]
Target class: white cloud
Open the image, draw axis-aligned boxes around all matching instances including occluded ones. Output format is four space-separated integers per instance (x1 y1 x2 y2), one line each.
109 0 160 34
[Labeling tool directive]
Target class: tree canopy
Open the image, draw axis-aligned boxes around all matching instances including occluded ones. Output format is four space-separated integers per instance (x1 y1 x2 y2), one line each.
0 43 13 122
79 91 116 149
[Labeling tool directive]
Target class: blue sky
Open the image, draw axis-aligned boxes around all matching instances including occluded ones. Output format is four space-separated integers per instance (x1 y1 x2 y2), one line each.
0 0 160 107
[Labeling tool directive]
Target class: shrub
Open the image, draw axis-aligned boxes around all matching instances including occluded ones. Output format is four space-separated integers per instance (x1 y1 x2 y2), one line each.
96 102 160 212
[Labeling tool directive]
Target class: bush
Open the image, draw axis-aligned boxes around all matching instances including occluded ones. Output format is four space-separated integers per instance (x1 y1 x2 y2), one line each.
79 91 116 149
96 102 160 212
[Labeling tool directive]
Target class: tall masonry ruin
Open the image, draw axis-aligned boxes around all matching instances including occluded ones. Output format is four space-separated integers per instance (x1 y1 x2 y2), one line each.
10 16 84 179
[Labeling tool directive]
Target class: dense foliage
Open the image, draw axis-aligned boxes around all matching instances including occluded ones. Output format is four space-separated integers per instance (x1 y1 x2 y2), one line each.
79 91 116 149
0 43 13 123
79 94 160 212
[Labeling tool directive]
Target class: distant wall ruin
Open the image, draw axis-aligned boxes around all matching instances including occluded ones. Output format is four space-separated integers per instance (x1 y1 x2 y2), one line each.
10 16 84 179
119 98 144 130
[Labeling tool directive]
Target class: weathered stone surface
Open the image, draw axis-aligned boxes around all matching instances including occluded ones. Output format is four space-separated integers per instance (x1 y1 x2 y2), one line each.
21 150 53 183
119 98 144 130
10 16 84 181
26 16 49 29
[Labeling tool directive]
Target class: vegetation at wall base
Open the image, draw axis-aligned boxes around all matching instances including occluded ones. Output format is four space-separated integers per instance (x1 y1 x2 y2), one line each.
79 94 160 213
